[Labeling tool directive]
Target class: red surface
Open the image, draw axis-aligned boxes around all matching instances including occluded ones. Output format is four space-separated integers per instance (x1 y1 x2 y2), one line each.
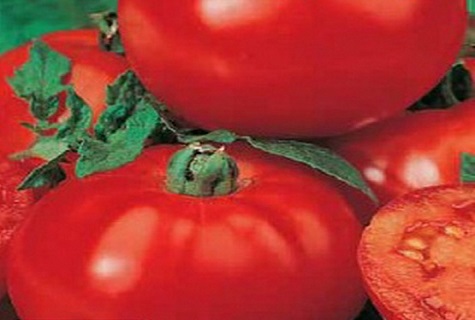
8 144 364 320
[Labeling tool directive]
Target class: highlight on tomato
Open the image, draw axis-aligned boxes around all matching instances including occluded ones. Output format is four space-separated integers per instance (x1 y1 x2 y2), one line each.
7 143 365 320
118 0 467 138
327 98 475 224
359 185 475 320
0 29 128 158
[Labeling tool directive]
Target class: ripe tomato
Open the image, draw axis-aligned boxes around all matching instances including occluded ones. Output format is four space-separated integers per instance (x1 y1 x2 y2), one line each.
118 0 466 138
0 159 42 297
8 144 365 320
327 99 475 224
359 185 475 320
0 29 128 158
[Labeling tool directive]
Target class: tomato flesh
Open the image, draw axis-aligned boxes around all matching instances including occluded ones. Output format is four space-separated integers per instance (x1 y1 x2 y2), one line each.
8 144 365 320
0 29 128 157
359 185 475 320
119 0 467 138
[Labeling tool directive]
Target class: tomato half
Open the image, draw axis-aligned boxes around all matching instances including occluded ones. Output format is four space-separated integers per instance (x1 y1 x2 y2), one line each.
0 159 42 297
327 99 475 224
0 29 128 158
8 144 364 320
118 0 466 138
359 185 475 320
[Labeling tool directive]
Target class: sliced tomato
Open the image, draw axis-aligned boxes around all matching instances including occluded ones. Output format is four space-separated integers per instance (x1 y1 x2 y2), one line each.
359 185 475 319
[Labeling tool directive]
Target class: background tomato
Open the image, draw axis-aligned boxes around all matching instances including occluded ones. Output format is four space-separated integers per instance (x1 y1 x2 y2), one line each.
0 29 128 158
359 185 475 319
327 99 475 224
8 144 365 320
119 0 467 138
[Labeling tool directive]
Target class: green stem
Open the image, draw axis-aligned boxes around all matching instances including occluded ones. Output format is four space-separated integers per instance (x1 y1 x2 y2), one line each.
166 144 239 197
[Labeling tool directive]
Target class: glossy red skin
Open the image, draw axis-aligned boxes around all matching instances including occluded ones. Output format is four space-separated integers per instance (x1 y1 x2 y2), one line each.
8 144 365 320
0 29 128 158
0 159 43 297
359 185 475 320
118 0 466 138
327 99 475 224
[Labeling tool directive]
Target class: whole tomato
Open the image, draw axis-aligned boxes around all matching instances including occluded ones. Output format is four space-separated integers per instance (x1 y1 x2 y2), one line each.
118 0 466 138
327 99 475 224
359 185 475 319
8 144 365 320
0 29 128 158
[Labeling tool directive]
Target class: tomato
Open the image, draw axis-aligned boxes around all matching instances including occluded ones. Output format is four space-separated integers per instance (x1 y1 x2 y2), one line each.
0 29 128 158
118 0 467 138
0 159 42 297
8 144 365 320
359 185 475 320
327 99 475 224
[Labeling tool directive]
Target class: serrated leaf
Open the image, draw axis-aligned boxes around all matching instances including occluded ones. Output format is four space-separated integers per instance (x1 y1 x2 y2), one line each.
95 70 147 140
245 138 378 202
57 88 93 147
461 153 475 183
76 99 159 177
178 130 240 144
18 155 66 190
29 137 70 161
8 41 70 120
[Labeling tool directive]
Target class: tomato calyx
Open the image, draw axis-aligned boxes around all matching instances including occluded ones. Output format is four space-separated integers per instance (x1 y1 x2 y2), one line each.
166 144 239 197
409 62 473 111
90 11 124 55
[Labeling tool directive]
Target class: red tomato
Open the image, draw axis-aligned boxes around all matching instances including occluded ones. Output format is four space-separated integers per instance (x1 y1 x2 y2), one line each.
118 0 466 138
0 159 42 297
8 144 365 320
359 185 475 320
0 29 128 158
327 99 475 224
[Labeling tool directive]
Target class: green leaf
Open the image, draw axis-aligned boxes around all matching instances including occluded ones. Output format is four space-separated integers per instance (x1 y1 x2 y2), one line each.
76 99 159 177
18 155 66 190
176 129 376 201
57 88 93 148
179 129 240 144
27 137 70 161
245 138 378 202
461 153 475 183
8 41 70 120
95 70 147 140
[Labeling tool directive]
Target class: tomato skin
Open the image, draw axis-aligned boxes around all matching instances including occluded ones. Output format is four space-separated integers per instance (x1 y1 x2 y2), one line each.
0 29 128 158
327 99 475 224
118 0 466 138
8 144 365 320
359 185 475 320
0 159 43 297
